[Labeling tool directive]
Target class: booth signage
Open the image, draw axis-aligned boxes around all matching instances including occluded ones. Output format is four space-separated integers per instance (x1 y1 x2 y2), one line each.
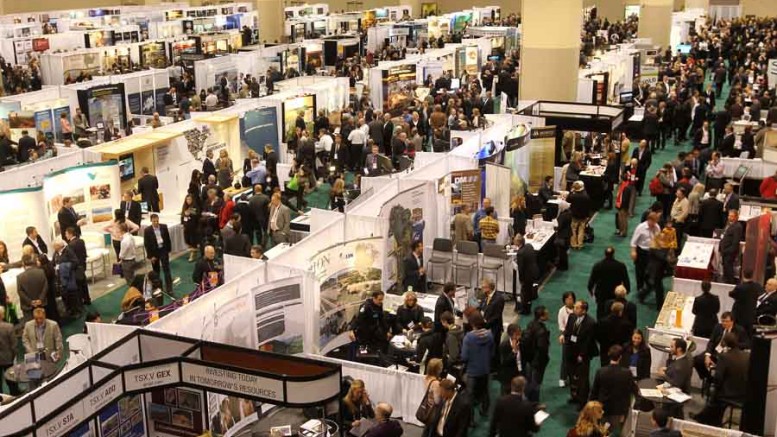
181 362 284 401
40 401 85 437
768 59 777 89
83 374 123 417
124 363 180 391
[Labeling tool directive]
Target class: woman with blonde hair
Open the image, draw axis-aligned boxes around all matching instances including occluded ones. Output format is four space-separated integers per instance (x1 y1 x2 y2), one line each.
567 401 608 437
342 379 374 431
510 195 528 236
687 183 705 236
330 178 346 212
216 152 234 189
417 358 443 425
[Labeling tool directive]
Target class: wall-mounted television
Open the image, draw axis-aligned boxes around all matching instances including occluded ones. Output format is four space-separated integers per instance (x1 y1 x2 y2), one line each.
118 153 135 180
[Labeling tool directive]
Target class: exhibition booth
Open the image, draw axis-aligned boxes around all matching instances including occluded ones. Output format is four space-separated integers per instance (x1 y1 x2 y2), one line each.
0 329 343 437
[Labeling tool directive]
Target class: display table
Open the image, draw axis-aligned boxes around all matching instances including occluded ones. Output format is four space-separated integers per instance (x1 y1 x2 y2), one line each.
655 292 696 333
637 378 688 408
139 214 187 254
675 240 715 281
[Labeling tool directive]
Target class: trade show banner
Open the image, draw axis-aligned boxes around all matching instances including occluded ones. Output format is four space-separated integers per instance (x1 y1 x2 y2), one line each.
281 95 316 143
504 123 532 197
141 90 155 115
97 394 146 437
241 106 280 156
313 237 383 354
0 187 49 259
640 65 659 86
77 83 128 131
53 106 71 142
379 183 434 292
528 126 556 192
450 169 481 215
128 93 142 115
155 88 168 116
252 276 305 355
34 109 54 136
43 161 121 236
200 289 254 348
381 65 417 116
147 387 206 436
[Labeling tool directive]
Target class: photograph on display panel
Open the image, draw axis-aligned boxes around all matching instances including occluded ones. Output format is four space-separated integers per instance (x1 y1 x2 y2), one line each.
282 95 316 143
380 185 428 292
253 277 304 355
381 65 416 116
207 392 262 437
149 388 205 436
313 238 383 353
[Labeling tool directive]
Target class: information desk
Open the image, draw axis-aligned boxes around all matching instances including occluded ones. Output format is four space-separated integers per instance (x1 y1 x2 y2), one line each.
675 240 716 281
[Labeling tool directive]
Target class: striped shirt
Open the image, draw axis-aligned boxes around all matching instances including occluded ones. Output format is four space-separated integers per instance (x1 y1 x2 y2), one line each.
479 216 500 240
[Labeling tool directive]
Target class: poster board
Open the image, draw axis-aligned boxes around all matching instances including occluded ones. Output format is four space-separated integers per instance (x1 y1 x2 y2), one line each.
252 276 305 355
381 64 417 116
43 161 121 236
378 183 434 292
77 83 128 131
281 94 315 144
528 126 556 192
240 106 280 156
450 169 481 215
147 387 206 436
312 237 383 354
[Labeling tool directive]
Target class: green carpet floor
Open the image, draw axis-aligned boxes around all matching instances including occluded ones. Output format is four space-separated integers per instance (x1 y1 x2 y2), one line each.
59 97 711 435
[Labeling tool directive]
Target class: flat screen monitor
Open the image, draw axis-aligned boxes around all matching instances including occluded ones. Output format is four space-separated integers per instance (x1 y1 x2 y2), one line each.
619 91 633 104
450 78 461 90
677 44 692 54
118 153 135 181
732 164 749 180
140 201 149 214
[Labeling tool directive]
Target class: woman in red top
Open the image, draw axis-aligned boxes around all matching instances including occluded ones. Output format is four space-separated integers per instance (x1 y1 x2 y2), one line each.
759 170 777 199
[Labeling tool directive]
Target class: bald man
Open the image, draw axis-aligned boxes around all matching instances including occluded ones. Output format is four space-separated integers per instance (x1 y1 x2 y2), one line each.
756 278 777 320
363 403 402 437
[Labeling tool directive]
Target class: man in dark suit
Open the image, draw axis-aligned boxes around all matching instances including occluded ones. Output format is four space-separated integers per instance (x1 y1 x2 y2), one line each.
363 144 384 177
23 226 48 256
103 120 121 142
631 140 652 194
480 278 505 347
381 113 394 156
426 379 471 437
563 300 598 406
402 240 426 292
698 189 723 237
65 227 90 305
719 210 743 284
756 278 777 320
482 91 495 115
497 324 524 395
719 126 736 157
120 191 142 228
434 282 458 328
58 197 85 237
713 110 731 148
137 167 160 212
368 114 384 150
587 247 630 320
17 130 36 163
595 302 634 367
329 134 349 175
729 268 762 334
693 312 749 383
721 183 740 215
513 234 539 315
223 222 251 258
691 333 750 426
489 377 539 437
143 213 173 293
603 285 637 328
17 254 48 322
590 345 638 434
248 184 270 246
202 149 216 181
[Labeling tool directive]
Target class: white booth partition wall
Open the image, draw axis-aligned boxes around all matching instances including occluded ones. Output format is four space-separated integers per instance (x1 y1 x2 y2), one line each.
0 147 88 191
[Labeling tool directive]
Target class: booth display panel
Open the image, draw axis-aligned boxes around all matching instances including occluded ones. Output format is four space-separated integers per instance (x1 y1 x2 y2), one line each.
281 95 316 143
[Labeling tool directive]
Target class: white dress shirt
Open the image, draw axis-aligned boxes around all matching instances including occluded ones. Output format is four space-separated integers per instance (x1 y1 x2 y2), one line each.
119 232 136 261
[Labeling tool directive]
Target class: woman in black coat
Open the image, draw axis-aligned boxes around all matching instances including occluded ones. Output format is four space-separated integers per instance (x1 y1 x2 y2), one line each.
37 254 60 324
619 329 651 380
691 280 720 338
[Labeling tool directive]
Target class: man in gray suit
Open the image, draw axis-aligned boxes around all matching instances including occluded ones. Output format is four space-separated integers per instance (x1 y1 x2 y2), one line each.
22 308 63 362
17 254 48 322
248 184 270 246
368 111 384 150
0 306 16 391
659 338 692 418
268 192 290 246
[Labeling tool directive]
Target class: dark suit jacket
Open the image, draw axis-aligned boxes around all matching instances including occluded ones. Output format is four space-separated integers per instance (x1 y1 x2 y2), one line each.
137 174 160 210
590 364 638 416
402 253 425 292
719 221 743 259
497 337 523 384
17 135 36 162
481 292 505 339
714 348 749 401
698 198 723 231
489 394 538 437
719 134 736 157
224 233 251 257
664 354 693 393
587 258 630 304
603 297 637 327
58 207 80 236
631 148 652 175
722 192 740 213
729 280 762 331
22 236 48 256
67 237 87 268
120 200 143 226
756 291 777 319
428 393 471 437
368 120 384 145
515 244 540 287
202 158 216 180
705 324 750 357
143 224 172 258
619 344 651 380
17 267 49 311
434 293 455 326
248 192 270 225
596 314 634 358
563 314 598 361
691 293 720 338
382 121 394 147
103 127 120 142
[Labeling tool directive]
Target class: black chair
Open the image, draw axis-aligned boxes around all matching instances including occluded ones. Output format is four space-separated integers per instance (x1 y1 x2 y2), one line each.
720 398 744 429
427 238 453 284
452 241 479 289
